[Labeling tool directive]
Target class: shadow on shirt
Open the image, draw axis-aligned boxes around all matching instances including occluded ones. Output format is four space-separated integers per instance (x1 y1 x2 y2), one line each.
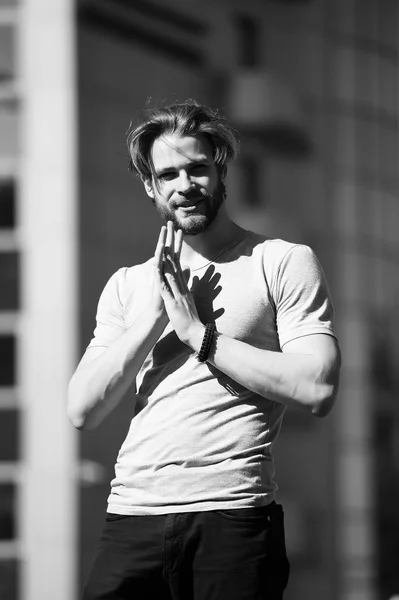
138 265 225 397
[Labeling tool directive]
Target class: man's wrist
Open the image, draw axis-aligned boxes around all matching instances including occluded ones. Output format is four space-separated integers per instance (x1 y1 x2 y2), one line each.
196 323 217 362
145 305 169 330
185 322 206 353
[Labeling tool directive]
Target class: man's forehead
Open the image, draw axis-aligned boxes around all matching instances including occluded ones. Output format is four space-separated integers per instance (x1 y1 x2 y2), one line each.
150 133 213 166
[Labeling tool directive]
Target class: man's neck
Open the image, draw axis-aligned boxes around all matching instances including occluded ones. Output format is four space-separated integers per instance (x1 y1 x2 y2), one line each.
179 208 247 269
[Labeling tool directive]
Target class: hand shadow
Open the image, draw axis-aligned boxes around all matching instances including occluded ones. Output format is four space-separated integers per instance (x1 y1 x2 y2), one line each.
193 265 248 397
191 264 224 324
137 264 225 399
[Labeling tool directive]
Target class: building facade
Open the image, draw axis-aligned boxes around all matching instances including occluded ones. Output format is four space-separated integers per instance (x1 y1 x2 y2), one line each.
0 0 398 599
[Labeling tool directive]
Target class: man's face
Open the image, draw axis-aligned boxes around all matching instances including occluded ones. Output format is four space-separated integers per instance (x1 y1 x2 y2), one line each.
143 133 225 235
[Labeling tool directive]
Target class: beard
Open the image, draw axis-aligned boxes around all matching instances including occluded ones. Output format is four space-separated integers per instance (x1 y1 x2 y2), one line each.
153 181 226 235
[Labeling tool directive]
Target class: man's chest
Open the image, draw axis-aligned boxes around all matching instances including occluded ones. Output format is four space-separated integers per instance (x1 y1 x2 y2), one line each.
125 262 279 350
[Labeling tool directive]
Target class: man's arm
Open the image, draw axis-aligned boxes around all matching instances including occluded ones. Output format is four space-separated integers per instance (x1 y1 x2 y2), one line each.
67 308 168 430
159 221 341 417
188 327 341 416
67 226 178 431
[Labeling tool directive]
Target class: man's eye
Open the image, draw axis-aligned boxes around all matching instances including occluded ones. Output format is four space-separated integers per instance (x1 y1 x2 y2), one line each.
191 164 207 173
160 172 176 180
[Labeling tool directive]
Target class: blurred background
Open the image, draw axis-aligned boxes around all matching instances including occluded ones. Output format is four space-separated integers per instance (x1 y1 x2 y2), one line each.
1 0 399 598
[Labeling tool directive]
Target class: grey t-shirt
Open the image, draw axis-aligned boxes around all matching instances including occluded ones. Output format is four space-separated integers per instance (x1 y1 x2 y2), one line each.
88 232 337 515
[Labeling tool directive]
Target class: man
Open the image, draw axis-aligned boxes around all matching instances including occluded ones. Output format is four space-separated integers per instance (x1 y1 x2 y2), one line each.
68 100 341 600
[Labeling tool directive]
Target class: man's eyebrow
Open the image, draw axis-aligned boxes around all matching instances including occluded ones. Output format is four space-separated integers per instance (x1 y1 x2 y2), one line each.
154 157 210 177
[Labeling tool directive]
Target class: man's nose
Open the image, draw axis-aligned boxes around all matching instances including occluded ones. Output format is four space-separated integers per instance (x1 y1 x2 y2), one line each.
177 171 194 194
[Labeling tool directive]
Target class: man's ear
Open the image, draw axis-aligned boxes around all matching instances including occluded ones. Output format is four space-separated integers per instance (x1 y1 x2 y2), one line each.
142 177 155 199
220 164 227 182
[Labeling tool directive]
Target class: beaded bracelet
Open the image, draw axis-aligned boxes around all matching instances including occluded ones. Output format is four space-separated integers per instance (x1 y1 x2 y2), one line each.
196 322 216 363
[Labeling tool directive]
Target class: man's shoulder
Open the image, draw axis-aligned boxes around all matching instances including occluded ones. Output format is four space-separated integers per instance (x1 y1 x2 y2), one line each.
102 258 153 296
121 257 153 281
245 231 305 262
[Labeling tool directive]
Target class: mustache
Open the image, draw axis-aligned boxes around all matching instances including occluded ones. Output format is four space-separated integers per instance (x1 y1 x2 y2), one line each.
174 191 212 207
172 181 226 209
183 190 211 201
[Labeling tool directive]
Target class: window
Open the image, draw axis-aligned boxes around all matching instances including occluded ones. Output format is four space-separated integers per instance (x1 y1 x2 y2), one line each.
334 0 355 36
355 49 379 107
0 410 19 460
234 14 261 67
0 335 16 386
0 25 15 82
379 57 398 118
0 252 19 309
240 155 261 206
355 118 378 174
0 179 15 228
334 181 358 238
334 46 356 103
0 483 15 540
0 107 18 157
334 114 356 169
0 559 18 600
378 125 398 181
377 1 398 47
354 0 378 42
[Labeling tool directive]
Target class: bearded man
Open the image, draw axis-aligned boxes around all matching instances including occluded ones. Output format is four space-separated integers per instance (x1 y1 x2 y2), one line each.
68 100 341 600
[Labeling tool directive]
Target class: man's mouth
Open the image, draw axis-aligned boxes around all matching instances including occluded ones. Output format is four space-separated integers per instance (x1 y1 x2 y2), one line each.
177 198 205 210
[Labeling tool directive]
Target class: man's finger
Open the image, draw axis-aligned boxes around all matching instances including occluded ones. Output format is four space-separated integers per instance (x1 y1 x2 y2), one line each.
175 228 183 260
154 226 167 268
165 220 174 253
164 270 180 298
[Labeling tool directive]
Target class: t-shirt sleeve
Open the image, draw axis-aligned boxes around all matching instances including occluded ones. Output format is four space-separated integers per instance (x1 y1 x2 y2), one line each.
272 245 337 348
87 268 127 349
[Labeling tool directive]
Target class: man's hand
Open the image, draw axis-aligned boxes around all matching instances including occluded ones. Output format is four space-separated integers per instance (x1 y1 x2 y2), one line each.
150 226 168 318
150 222 182 320
156 221 204 350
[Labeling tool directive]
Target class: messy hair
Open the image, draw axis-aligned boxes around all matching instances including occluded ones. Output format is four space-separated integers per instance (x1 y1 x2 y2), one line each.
127 99 240 181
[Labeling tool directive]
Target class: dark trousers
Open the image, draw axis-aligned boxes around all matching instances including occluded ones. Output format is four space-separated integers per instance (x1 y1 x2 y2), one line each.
82 502 290 600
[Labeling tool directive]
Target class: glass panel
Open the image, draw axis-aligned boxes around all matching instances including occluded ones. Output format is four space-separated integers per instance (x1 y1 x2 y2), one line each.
0 559 18 600
0 25 14 81
334 0 355 35
0 409 19 460
0 179 15 228
355 118 378 174
240 155 260 206
378 0 398 48
0 336 16 386
355 0 378 41
334 181 358 238
380 125 398 182
380 58 398 118
0 107 18 157
0 483 15 539
355 49 379 108
334 114 356 169
234 14 261 67
334 46 356 102
0 252 19 309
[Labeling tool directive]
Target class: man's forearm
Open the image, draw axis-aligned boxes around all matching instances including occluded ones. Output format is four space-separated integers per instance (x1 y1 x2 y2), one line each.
188 325 338 416
67 308 168 430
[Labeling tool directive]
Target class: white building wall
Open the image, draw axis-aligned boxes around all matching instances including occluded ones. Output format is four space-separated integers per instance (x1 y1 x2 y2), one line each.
18 1 78 599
